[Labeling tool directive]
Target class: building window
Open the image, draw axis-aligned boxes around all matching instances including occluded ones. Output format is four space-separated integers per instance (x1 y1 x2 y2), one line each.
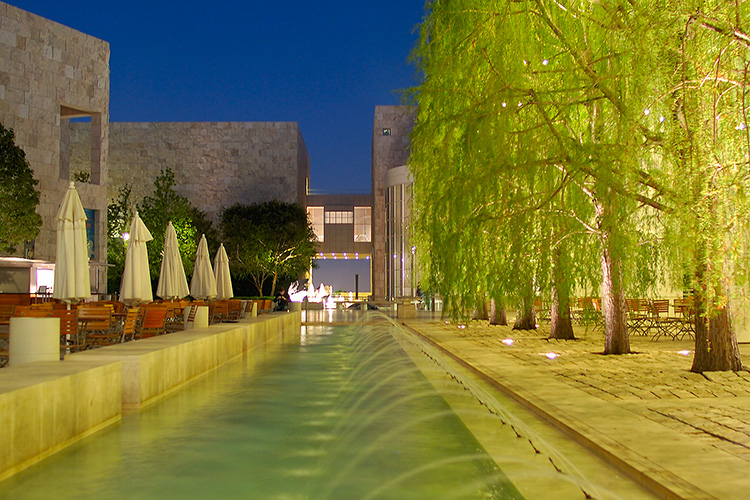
325 210 353 224
354 207 371 242
307 206 324 242
382 128 391 136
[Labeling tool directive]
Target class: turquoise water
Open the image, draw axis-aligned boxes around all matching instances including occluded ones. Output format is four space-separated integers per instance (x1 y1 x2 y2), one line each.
0 322 522 500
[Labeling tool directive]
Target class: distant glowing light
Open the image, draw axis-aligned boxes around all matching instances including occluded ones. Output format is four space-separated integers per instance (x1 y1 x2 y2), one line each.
644 109 650 116
458 324 466 330
518 102 523 107
501 338 514 346
659 116 665 123
542 59 549 65
678 350 691 356
544 352 558 360
502 102 507 108
523 60 528 65
736 123 747 130
122 232 130 242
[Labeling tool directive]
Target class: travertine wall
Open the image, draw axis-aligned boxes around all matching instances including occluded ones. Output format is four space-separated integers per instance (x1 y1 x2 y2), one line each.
70 121 310 224
371 106 415 300
0 2 109 272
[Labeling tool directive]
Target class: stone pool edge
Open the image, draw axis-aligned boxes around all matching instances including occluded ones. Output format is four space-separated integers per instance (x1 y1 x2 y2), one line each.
0 311 300 481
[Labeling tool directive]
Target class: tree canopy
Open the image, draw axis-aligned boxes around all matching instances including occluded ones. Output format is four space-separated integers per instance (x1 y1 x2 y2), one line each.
220 201 316 296
136 168 217 284
409 0 750 370
0 122 41 254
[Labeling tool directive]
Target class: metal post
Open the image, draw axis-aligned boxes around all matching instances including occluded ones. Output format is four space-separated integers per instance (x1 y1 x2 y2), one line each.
355 274 359 300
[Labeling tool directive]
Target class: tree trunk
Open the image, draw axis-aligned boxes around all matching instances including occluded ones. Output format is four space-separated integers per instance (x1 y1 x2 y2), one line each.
549 245 575 340
271 272 278 296
489 296 509 325
550 285 575 339
513 283 536 330
601 241 630 354
692 282 743 372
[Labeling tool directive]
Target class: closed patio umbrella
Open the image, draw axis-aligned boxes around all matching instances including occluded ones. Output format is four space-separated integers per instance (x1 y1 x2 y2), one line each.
120 211 153 304
190 234 217 300
156 221 190 300
213 243 233 300
53 182 90 303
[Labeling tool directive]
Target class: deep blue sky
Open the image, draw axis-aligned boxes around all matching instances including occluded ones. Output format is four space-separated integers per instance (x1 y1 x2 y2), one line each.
9 1 425 193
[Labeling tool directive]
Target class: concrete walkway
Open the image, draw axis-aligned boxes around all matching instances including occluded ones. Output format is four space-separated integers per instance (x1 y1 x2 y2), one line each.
401 317 750 500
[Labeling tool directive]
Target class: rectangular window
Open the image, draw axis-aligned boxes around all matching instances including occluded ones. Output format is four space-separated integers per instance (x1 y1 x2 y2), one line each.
354 206 371 242
307 206 324 242
325 210 353 224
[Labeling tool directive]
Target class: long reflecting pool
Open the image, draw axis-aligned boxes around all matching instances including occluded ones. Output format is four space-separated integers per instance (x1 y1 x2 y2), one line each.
0 315 525 499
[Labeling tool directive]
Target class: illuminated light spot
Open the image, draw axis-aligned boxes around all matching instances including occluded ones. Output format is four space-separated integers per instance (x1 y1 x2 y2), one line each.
518 102 523 107
445 321 450 324
678 350 691 356
458 324 466 330
542 59 549 65
523 60 528 65
544 352 558 360
502 102 507 108
122 232 130 241
644 109 650 116
659 116 665 123
501 338 514 346
736 123 746 130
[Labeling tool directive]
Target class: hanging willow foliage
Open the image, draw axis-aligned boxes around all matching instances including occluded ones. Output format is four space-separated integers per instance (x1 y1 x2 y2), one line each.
409 0 750 369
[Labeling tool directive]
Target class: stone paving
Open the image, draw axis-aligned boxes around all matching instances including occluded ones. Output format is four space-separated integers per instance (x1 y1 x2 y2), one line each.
404 318 750 500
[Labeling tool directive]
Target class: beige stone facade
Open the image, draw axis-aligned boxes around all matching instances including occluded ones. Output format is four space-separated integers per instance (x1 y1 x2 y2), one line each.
0 1 109 292
372 105 415 300
70 121 309 224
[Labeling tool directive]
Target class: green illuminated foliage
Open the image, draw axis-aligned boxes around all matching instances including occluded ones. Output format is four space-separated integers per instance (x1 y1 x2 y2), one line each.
220 201 316 296
0 122 41 254
410 0 750 367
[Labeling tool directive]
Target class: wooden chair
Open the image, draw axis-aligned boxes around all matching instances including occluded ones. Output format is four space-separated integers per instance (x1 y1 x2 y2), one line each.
78 306 118 347
120 307 141 342
138 307 168 338
226 299 243 322
0 304 13 367
212 300 230 324
164 301 186 332
13 306 52 317
50 309 85 353
649 299 679 340
626 299 650 336
673 297 696 340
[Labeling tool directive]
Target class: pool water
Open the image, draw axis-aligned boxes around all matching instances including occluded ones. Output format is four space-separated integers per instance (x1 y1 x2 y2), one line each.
0 322 522 500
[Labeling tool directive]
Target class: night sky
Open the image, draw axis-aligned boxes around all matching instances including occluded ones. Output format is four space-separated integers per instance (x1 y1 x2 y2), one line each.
7 0 426 194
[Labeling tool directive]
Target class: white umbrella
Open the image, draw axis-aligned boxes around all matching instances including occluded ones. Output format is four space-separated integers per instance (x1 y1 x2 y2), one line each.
53 182 90 303
120 211 153 304
156 221 190 300
190 234 217 300
213 243 233 300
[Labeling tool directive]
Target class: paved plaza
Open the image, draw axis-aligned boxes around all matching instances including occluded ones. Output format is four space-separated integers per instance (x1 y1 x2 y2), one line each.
401 316 750 500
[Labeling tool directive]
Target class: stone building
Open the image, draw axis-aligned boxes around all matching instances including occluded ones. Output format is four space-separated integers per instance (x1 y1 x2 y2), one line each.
0 1 109 293
371 105 416 300
70 121 310 225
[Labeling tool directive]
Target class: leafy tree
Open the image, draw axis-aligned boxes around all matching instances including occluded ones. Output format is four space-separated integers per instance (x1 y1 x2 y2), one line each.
0 122 42 253
409 1 748 369
138 168 216 281
106 185 133 293
221 201 316 296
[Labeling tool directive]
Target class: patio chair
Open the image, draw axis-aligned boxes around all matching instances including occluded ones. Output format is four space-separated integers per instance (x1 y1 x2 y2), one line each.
212 300 230 324
626 299 650 336
226 299 243 322
649 299 679 340
50 308 85 353
138 306 168 338
673 297 696 340
120 307 141 342
79 306 118 347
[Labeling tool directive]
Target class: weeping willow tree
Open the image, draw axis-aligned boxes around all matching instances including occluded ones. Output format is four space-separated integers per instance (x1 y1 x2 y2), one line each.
411 0 669 354
410 0 750 369
656 2 750 372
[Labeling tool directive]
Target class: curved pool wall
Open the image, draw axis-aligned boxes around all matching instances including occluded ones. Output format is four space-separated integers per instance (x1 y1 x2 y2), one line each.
0 312 300 482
